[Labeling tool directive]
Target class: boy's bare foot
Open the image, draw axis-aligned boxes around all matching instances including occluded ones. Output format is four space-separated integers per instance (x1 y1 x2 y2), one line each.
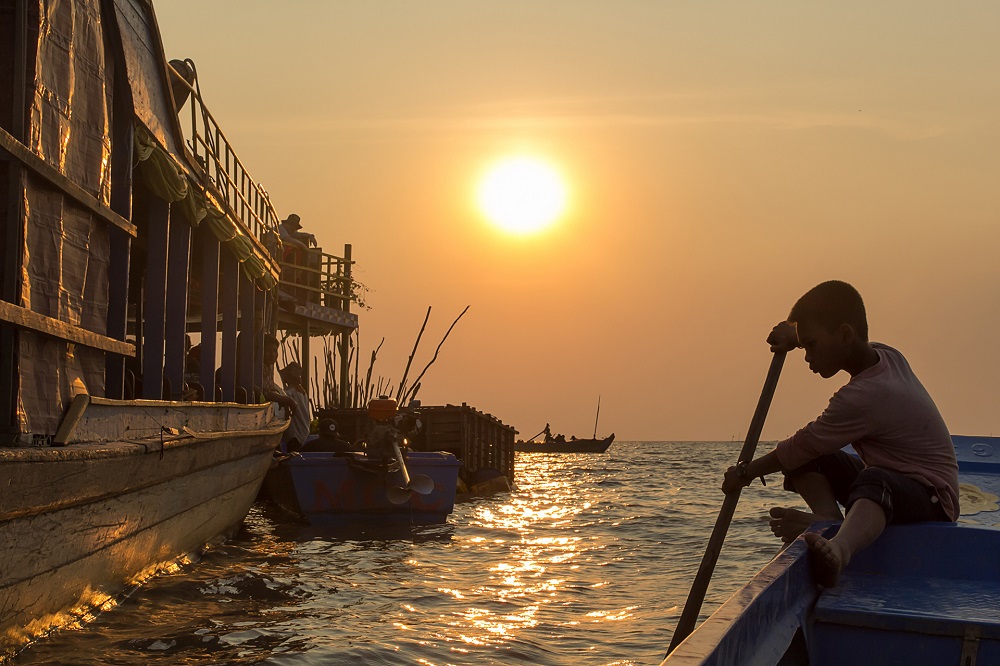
768 507 821 542
804 533 850 588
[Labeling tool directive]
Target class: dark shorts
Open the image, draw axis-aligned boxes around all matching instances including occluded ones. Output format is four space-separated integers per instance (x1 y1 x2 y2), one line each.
782 450 949 524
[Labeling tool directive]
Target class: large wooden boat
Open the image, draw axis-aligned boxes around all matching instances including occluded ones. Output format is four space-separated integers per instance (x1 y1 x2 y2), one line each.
0 398 285 652
515 433 616 453
0 0 353 654
661 435 1000 665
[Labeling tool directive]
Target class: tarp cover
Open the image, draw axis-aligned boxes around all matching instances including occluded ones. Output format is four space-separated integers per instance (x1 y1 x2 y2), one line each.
17 0 111 435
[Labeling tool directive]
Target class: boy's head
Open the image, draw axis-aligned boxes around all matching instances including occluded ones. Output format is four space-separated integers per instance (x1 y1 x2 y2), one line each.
789 280 868 341
788 281 869 378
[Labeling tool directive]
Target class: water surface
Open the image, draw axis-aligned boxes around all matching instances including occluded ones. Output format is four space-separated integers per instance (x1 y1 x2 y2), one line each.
16 441 797 665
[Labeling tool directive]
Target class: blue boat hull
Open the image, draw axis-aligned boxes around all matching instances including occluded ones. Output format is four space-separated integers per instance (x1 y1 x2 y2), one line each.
662 435 1000 665
264 451 460 525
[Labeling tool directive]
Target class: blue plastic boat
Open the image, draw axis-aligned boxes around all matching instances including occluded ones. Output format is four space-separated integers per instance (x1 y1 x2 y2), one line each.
662 435 1000 665
263 450 461 526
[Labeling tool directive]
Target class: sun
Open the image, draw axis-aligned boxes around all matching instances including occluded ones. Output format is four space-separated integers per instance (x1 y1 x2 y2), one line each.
476 156 568 234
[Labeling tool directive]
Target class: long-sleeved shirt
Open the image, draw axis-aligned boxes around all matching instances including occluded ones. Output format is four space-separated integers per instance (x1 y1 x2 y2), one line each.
775 343 960 521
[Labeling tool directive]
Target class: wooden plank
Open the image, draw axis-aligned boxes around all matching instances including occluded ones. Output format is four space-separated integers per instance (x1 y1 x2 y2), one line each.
0 300 134 356
0 127 136 237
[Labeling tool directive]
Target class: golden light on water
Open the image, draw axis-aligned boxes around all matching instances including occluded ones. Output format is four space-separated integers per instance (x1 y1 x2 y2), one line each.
476 156 568 234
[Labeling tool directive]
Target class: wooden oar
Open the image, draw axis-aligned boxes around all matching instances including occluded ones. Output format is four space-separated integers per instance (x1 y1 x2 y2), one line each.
665 350 786 656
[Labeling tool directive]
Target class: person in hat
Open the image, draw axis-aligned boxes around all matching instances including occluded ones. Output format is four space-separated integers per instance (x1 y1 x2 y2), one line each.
279 361 312 451
279 213 319 304
279 213 316 250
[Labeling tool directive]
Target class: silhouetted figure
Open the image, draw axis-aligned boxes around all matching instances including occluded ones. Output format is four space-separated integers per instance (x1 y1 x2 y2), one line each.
279 361 312 450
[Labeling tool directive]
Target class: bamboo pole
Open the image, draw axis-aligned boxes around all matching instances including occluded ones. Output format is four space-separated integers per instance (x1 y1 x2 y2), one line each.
397 306 431 402
401 306 469 404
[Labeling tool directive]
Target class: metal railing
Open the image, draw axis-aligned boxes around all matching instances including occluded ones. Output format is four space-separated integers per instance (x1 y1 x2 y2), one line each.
279 245 354 311
170 59 280 255
169 60 356 313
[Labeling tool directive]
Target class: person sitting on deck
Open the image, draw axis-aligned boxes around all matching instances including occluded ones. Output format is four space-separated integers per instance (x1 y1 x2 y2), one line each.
260 335 299 425
721 280 959 587
278 361 312 451
278 213 316 250
278 213 320 306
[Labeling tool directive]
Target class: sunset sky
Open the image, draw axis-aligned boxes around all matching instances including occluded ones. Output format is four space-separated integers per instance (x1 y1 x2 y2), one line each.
155 3 1000 442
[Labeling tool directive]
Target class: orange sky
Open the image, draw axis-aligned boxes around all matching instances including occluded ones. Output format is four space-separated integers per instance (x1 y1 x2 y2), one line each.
155 3 1000 441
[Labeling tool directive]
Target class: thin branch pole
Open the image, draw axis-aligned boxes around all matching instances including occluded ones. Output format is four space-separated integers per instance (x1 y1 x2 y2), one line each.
353 328 360 407
364 337 384 406
402 305 469 404
397 306 431 402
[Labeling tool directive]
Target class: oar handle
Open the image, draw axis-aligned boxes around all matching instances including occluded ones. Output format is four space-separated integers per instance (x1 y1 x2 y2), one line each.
666 351 786 656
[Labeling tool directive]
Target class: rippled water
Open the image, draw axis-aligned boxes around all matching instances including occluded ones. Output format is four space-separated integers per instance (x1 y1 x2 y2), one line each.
15 441 799 665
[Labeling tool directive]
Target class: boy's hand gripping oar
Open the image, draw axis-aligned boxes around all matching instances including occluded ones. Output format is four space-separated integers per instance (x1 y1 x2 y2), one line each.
665 351 786 656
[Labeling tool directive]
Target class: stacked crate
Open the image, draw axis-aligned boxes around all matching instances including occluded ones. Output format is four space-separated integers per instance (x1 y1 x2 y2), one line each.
317 403 515 485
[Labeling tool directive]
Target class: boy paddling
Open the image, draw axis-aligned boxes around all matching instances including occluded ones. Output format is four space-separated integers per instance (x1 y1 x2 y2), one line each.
721 280 959 587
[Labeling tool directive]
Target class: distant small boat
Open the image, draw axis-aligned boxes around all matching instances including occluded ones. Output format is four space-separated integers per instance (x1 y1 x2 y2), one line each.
517 396 614 453
515 433 615 453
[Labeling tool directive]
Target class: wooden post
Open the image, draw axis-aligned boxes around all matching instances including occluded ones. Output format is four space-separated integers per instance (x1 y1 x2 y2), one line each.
199 224 220 400
140 197 169 399
219 250 239 402
104 55 134 401
105 224 131 400
163 209 191 400
338 243 352 408
238 270 255 402
253 286 266 395
0 0 28 434
301 318 311 400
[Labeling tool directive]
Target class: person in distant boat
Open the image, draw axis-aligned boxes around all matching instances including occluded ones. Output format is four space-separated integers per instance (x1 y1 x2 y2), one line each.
278 361 313 451
543 423 553 442
721 280 959 588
